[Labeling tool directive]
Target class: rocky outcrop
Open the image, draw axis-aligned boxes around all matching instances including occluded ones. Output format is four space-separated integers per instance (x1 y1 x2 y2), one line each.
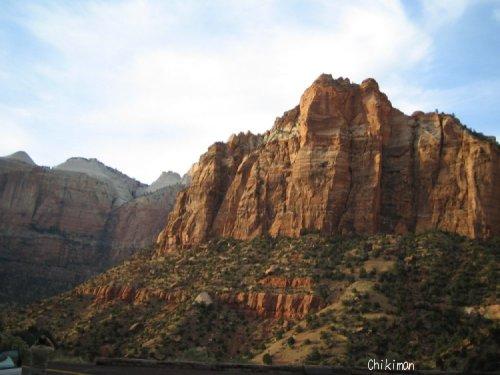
217 291 324 320
76 283 321 320
0 155 181 303
76 284 187 305
258 277 314 290
3 151 36 165
194 292 213 306
55 157 146 206
158 75 499 250
146 171 182 193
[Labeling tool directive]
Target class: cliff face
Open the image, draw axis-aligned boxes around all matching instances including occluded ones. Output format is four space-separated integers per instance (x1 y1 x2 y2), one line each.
159 75 499 250
0 157 181 303
54 157 147 206
106 186 181 262
76 283 322 320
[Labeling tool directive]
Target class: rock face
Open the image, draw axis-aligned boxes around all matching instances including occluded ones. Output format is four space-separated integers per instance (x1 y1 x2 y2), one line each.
3 151 36 165
55 157 147 206
218 291 324 320
76 284 322 320
146 171 182 193
106 186 180 262
76 284 187 305
159 74 500 250
0 155 181 303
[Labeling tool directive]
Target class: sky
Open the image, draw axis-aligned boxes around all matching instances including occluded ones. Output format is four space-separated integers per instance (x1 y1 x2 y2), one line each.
1 0 499 183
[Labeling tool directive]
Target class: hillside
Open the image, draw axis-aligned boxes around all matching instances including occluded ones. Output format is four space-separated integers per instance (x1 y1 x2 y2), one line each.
2 232 497 372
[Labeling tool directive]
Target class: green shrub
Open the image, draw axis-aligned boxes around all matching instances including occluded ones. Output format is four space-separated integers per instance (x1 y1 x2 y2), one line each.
305 347 321 363
263 353 273 365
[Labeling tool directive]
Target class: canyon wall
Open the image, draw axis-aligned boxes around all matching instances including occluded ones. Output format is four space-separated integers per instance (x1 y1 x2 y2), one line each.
0 157 181 303
158 74 499 251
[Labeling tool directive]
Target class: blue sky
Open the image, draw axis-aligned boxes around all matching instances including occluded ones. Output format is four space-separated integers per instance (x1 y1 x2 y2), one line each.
1 0 499 183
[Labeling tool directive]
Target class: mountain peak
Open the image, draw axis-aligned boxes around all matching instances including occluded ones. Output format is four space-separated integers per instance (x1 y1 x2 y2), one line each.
3 151 36 165
146 170 182 193
158 74 500 251
312 74 353 88
360 77 379 91
55 157 145 206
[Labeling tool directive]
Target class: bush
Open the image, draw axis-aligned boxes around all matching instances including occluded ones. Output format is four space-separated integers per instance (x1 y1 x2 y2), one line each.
305 347 322 363
359 268 367 279
263 353 273 365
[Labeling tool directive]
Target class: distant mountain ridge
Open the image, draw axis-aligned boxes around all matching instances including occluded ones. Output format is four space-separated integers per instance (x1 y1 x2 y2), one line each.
146 171 182 193
3 151 36 165
55 157 147 206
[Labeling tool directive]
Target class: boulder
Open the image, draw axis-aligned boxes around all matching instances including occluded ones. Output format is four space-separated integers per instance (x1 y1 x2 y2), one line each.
194 292 213 306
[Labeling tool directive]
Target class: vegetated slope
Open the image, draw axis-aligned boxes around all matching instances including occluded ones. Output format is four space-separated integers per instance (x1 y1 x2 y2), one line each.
158 75 499 251
0 156 182 304
2 232 497 371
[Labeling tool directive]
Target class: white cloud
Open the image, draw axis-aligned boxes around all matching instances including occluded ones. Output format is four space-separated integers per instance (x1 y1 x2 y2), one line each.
494 8 500 21
0 108 35 157
1 0 486 183
420 0 473 27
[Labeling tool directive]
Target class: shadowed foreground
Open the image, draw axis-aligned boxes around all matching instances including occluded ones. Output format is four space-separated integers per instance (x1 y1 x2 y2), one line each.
21 359 496 375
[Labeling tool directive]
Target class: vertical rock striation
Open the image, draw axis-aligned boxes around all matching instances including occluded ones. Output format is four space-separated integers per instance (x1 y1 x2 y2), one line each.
158 74 499 251
0 156 182 303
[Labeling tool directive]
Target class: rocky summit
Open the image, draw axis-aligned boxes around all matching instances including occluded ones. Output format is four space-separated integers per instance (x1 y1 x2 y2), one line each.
158 75 499 251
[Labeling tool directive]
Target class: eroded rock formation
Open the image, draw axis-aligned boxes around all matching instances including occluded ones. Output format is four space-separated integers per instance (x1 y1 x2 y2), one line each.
76 284 322 320
218 291 324 320
76 284 186 305
158 74 499 250
0 155 181 303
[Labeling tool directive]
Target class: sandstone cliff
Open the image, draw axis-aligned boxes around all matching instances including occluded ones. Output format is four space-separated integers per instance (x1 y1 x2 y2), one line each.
0 156 181 303
106 185 181 262
76 283 322 320
159 75 499 250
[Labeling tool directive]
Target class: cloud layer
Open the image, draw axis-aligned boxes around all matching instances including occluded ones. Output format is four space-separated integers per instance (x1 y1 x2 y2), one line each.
0 0 498 182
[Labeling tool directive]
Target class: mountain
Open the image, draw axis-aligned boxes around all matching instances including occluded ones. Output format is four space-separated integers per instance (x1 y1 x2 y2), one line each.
2 151 36 165
146 171 182 193
1 75 498 372
0 155 182 303
158 75 499 251
55 157 147 206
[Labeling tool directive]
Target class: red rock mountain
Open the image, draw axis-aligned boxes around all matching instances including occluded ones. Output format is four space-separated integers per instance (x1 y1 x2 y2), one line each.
158 74 499 251
0 155 181 303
